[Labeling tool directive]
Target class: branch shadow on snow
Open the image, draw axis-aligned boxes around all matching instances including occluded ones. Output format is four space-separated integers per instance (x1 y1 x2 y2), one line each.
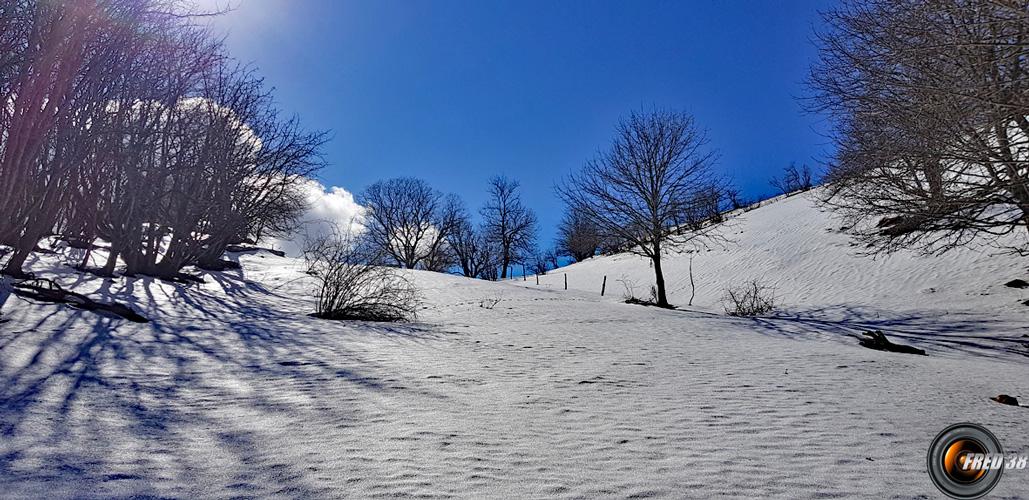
0 268 445 497
736 305 1029 361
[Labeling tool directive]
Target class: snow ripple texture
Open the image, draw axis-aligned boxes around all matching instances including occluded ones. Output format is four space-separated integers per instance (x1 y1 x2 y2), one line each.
1 192 1027 498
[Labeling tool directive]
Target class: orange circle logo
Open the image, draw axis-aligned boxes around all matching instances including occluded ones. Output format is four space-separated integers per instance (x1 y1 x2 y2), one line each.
927 423 1004 499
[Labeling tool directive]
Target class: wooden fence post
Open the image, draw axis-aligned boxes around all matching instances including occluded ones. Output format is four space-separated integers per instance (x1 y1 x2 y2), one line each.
601 275 606 296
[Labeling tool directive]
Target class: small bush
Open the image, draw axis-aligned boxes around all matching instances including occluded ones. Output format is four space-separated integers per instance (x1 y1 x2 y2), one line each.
479 294 502 309
619 276 650 304
619 278 668 307
722 279 776 316
302 225 418 322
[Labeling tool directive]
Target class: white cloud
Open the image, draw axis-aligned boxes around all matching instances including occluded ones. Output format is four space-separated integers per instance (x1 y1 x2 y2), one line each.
263 179 366 257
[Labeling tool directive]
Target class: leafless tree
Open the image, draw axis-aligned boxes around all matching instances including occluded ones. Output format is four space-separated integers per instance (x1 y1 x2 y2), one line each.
545 248 560 270
88 26 219 278
192 65 327 271
449 217 499 279
480 176 537 279
725 187 748 211
810 0 1029 255
421 233 457 273
359 178 462 270
556 209 601 262
686 184 726 226
557 109 723 308
115 60 323 279
301 224 418 322
0 1 323 279
148 66 272 277
769 163 814 195
0 0 155 276
478 262 499 281
528 247 560 275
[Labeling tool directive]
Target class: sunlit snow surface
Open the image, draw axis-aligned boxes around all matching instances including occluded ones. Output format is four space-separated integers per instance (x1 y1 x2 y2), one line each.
1 191 1027 498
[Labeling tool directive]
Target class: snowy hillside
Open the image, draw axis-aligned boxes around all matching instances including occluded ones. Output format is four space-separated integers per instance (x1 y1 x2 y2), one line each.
1 192 1028 498
536 189 1029 317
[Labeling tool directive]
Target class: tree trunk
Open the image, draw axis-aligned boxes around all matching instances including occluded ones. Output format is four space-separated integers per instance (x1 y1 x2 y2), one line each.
78 247 92 270
2 219 50 277
155 237 190 278
197 237 229 269
500 248 510 279
101 249 119 276
652 244 669 308
1 246 32 278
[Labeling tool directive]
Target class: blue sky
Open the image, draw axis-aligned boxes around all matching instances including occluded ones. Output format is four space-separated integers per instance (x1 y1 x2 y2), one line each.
209 0 837 248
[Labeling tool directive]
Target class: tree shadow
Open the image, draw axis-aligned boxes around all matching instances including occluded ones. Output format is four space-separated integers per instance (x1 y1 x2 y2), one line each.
0 270 448 497
736 305 1029 361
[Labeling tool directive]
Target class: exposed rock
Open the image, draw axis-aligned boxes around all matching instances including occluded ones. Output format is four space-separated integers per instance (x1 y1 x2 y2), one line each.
196 259 242 272
856 330 926 356
990 394 1020 406
1003 278 1028 289
225 245 286 257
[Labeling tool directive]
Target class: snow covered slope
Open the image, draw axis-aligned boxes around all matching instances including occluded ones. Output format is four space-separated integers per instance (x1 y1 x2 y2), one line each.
1 194 1028 498
534 189 1029 317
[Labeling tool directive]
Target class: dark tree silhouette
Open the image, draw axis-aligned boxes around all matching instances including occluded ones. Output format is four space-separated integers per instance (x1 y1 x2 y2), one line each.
0 1 324 279
558 109 723 308
480 176 537 279
450 217 499 280
769 163 814 195
359 177 463 270
556 209 602 262
810 0 1029 255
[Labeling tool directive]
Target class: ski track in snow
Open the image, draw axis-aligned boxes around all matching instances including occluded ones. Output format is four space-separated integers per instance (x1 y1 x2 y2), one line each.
1 192 1028 499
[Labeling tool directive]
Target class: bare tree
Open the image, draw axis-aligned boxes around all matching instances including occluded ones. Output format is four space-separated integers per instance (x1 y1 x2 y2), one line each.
557 109 723 308
360 178 462 270
0 0 156 276
545 248 560 270
0 1 324 279
480 176 537 279
686 184 726 226
556 209 601 262
301 224 418 322
193 66 327 271
810 0 1029 255
449 217 499 279
420 195 463 273
90 26 219 278
725 187 748 211
528 247 560 275
769 162 814 195
421 231 457 273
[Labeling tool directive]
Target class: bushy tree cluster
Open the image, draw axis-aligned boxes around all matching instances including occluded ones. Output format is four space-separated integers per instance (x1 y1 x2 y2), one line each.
480 176 538 279
0 0 324 279
359 177 463 272
811 0 1029 254
359 175 538 280
769 163 815 196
